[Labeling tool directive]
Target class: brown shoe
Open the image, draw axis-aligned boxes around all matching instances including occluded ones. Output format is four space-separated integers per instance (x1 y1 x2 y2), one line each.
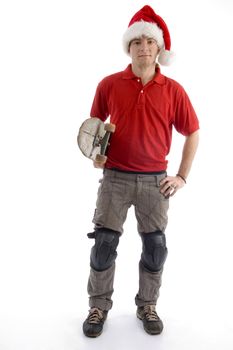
137 305 163 335
83 308 108 338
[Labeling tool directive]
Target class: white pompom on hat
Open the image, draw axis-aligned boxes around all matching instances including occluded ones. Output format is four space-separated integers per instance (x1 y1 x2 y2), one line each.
123 5 175 66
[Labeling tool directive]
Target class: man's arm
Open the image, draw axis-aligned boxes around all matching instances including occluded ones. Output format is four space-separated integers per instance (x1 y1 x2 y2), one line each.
160 130 199 197
177 130 199 180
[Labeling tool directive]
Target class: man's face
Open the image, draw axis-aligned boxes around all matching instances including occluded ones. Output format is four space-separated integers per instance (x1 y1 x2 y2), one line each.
129 36 160 68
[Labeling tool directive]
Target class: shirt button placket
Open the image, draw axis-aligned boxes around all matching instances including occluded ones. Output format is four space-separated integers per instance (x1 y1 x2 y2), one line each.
137 89 144 105
136 78 144 105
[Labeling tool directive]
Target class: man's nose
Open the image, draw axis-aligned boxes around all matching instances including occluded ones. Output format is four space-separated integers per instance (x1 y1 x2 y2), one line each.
140 41 149 51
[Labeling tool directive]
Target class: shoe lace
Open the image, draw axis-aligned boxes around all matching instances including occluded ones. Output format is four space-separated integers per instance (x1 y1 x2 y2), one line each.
144 305 159 321
88 308 104 324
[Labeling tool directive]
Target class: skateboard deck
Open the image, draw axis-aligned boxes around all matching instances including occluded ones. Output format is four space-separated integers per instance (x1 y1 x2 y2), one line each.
77 117 115 164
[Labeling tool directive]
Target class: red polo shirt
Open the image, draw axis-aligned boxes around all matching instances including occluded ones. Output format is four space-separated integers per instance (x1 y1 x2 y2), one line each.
90 64 199 172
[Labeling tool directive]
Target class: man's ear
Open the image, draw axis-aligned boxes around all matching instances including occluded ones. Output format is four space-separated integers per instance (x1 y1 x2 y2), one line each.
128 44 132 57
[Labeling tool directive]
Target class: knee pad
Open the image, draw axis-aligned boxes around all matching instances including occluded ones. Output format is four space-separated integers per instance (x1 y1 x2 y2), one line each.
90 228 120 271
140 231 168 272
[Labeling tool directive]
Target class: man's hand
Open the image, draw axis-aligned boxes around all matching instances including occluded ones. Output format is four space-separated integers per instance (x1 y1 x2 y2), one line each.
93 154 108 169
93 160 105 169
160 175 186 198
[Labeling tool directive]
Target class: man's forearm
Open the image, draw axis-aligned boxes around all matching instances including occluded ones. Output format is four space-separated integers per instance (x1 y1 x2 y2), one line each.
177 130 199 180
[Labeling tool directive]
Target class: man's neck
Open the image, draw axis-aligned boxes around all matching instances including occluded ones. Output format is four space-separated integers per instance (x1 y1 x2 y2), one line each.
131 63 156 86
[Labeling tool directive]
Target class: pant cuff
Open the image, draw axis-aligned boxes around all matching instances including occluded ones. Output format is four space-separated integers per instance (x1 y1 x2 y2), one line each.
89 297 113 311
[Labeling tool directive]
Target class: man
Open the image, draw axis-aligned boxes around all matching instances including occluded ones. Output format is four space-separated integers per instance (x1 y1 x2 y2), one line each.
82 5 199 337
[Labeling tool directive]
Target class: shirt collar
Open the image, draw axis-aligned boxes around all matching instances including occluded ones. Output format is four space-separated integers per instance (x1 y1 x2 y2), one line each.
122 64 166 85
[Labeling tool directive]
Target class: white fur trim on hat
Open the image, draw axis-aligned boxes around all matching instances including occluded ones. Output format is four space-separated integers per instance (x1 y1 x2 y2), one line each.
122 20 164 54
158 49 175 66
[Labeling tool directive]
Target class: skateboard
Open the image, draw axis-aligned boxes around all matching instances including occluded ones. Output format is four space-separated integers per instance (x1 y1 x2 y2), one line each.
77 117 115 166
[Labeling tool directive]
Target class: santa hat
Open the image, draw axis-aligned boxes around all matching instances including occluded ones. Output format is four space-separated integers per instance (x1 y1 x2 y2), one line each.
122 5 175 66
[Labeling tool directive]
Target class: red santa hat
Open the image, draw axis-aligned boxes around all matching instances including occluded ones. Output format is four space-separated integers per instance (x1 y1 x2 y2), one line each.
122 5 175 66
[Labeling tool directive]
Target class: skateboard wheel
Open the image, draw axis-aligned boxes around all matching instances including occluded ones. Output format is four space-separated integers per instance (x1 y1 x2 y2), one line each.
95 154 107 164
104 123 116 133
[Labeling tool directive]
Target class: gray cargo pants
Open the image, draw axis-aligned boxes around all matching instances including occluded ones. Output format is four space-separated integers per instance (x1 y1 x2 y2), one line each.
87 168 169 311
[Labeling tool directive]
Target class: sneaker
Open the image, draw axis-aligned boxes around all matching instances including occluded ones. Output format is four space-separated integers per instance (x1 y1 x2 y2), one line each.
83 307 108 338
137 305 163 335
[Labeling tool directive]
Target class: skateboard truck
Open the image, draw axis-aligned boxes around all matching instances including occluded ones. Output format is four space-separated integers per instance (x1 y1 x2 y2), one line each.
93 124 114 163
77 117 116 166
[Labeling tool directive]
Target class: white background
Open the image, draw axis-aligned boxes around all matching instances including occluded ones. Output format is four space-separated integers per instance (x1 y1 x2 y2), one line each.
0 0 233 349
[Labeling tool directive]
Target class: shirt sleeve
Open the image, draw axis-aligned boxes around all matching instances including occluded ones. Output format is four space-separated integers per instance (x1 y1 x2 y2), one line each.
173 85 200 136
90 80 109 122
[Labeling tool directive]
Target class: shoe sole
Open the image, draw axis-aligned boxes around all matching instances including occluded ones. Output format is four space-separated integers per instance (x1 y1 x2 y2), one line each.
144 328 162 335
83 330 103 338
